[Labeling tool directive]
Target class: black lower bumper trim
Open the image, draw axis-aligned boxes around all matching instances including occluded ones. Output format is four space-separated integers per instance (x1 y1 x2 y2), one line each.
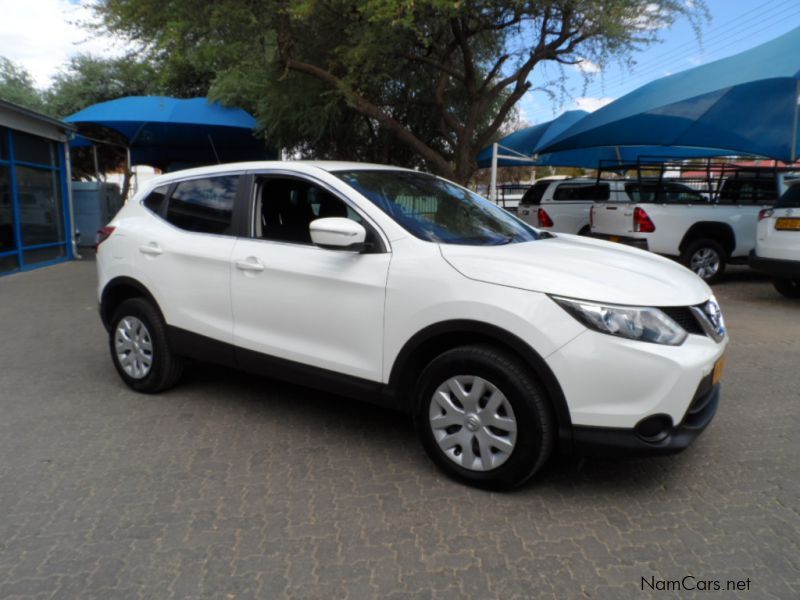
748 251 800 279
571 384 720 457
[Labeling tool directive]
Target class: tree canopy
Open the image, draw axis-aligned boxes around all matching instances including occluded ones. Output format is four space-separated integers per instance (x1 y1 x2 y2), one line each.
0 57 46 113
94 0 705 182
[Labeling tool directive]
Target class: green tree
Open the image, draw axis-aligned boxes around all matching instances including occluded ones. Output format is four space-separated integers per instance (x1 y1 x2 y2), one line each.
96 0 705 183
0 57 45 113
45 54 161 119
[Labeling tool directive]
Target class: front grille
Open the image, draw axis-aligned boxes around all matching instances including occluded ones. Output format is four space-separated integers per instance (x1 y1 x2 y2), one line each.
660 306 705 336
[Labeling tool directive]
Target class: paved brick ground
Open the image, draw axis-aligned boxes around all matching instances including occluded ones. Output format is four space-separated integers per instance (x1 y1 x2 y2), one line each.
0 259 798 599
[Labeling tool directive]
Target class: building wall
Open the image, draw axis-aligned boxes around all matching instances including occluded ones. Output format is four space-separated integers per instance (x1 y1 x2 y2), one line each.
0 106 73 275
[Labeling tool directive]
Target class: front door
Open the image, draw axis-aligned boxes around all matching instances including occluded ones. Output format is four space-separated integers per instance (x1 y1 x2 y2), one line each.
230 175 390 382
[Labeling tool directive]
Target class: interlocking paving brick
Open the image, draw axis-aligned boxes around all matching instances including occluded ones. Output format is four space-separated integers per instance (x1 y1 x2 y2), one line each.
0 261 797 598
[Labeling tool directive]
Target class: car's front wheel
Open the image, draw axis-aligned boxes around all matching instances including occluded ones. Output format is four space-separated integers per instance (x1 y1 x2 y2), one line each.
773 278 800 298
414 345 554 490
109 298 184 393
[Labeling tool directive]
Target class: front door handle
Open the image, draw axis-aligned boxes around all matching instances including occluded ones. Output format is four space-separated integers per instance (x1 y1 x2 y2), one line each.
235 258 265 272
139 243 163 256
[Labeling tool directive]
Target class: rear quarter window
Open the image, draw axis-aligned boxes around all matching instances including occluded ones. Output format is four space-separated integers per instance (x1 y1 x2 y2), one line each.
142 185 170 215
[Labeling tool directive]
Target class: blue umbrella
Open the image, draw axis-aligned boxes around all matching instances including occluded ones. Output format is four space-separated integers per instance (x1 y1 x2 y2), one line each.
65 96 272 169
477 110 739 169
538 26 800 162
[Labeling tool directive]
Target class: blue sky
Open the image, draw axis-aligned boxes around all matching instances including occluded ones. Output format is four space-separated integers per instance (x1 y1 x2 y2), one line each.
517 0 800 125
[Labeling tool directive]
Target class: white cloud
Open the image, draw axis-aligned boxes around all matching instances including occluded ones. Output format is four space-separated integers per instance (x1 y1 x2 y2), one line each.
0 0 127 88
575 58 601 75
574 96 614 112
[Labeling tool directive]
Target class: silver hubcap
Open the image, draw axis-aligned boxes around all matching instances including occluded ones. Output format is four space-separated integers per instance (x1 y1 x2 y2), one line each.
690 248 720 280
115 316 153 379
429 375 518 472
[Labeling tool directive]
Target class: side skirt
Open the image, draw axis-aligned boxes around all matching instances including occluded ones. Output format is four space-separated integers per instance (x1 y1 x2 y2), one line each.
166 326 402 411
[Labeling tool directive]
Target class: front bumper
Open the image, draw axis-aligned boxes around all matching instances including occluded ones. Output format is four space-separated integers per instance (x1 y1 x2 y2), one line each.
590 233 649 250
571 379 720 457
748 251 800 279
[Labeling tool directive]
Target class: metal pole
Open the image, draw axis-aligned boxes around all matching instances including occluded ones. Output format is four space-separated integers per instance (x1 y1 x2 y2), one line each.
791 80 800 163
490 142 498 202
92 144 101 181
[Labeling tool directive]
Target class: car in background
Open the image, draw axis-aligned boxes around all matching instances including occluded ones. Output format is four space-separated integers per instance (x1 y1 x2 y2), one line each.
750 181 800 298
591 170 787 283
518 177 620 235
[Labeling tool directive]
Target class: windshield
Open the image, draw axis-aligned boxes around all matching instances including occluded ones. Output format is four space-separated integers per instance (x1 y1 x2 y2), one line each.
776 183 800 208
335 170 540 245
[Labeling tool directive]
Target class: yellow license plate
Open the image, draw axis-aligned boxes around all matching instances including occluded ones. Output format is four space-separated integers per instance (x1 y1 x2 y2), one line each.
609 235 621 243
775 217 800 231
712 355 726 385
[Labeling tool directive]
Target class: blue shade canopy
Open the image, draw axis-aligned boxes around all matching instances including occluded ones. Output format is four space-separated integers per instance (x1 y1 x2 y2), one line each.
538 27 800 162
65 96 272 169
477 110 735 168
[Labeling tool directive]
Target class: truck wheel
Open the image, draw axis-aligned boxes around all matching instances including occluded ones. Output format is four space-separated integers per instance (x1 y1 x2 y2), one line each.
413 345 554 490
773 279 800 298
681 238 727 283
109 298 184 393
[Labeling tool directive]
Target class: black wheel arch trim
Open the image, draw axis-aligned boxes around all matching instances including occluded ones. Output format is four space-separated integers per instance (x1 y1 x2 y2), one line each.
100 276 163 331
679 222 736 255
388 319 573 449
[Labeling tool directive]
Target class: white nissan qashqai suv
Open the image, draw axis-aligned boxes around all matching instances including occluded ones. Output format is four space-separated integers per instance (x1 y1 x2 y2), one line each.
97 162 728 489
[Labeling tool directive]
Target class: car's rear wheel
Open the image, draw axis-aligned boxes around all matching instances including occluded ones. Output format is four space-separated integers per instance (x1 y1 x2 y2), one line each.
109 298 184 393
773 278 800 298
414 345 554 490
681 238 727 283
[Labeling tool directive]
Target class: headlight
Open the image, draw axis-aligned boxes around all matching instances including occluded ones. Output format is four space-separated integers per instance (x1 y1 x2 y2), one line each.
551 296 688 346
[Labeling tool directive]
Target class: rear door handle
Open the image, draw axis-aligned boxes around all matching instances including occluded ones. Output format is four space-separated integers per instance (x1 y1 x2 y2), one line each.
139 243 163 256
235 258 265 272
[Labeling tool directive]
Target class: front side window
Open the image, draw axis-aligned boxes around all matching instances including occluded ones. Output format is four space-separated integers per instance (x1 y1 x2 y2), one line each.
255 177 375 247
165 176 238 235
334 170 539 245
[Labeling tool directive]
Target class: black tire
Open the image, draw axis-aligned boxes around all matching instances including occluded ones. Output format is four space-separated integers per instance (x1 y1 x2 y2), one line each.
413 345 554 490
773 279 800 298
681 238 727 284
109 297 184 393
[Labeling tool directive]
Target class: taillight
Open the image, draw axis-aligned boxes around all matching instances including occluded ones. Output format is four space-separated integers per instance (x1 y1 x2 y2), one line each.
96 226 116 248
758 209 774 221
633 207 655 233
538 208 554 228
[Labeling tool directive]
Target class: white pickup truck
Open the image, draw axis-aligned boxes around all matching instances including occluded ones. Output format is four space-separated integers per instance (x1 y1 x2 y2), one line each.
590 172 791 283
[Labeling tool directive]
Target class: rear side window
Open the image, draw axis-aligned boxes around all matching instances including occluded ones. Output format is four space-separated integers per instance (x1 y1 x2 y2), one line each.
165 176 239 235
142 185 169 214
553 183 609 201
625 183 704 203
719 178 777 204
520 181 550 206
776 183 800 208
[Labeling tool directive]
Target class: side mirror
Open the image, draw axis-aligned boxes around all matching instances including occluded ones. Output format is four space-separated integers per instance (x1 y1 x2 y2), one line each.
309 217 368 251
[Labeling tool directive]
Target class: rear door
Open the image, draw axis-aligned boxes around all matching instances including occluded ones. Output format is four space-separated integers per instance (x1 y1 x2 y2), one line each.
230 173 391 381
134 175 241 352
758 184 800 260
